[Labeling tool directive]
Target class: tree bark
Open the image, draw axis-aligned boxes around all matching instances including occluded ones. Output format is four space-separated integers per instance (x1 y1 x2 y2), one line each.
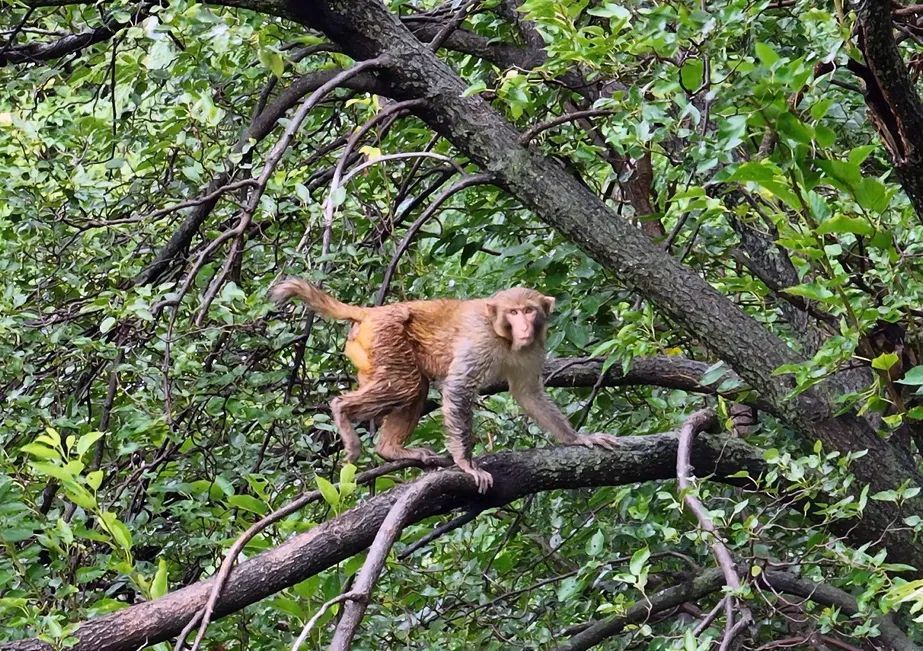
2 434 763 651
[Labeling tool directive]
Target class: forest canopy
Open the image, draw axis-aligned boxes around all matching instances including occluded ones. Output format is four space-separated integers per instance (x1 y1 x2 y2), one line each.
3 0 923 649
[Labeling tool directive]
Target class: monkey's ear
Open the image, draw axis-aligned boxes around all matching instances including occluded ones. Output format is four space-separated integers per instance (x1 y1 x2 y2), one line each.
485 301 498 318
541 295 556 315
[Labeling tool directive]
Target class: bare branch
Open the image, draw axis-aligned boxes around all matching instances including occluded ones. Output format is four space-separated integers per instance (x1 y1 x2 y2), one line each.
676 409 753 647
375 172 494 305
520 109 615 144
329 476 440 649
553 569 726 651
178 460 428 651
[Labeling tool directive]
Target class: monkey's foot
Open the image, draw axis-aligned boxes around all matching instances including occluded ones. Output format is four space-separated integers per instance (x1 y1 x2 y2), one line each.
456 462 493 494
572 432 620 451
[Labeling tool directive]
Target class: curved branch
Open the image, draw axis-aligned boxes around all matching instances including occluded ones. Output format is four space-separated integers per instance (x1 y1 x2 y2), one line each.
1 3 153 65
553 568 726 651
329 475 439 649
375 172 494 305
3 433 765 651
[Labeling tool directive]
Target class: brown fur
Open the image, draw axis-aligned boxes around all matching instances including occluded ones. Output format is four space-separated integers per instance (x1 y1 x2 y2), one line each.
272 279 619 492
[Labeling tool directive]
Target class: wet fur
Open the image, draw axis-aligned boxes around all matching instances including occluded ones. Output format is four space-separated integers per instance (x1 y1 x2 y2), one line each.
271 279 619 492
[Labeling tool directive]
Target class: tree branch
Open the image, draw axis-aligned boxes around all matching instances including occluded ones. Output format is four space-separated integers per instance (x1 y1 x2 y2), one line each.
3 433 764 651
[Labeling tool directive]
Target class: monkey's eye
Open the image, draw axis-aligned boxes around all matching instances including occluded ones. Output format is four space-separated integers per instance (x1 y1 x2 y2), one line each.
509 309 519 316
523 306 534 314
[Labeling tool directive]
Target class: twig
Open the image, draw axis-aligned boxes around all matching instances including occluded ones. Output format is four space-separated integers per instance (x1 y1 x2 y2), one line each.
397 508 482 559
176 447 413 651
340 151 464 187
375 172 493 305
428 0 480 51
329 476 440 650
520 109 615 144
319 98 427 256
290 591 363 651
183 57 384 328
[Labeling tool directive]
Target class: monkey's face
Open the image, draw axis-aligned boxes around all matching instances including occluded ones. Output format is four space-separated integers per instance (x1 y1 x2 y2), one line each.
486 290 556 351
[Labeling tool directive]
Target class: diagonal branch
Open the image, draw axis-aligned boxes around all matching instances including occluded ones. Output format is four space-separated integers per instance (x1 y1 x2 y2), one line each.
855 0 923 219
329 475 440 649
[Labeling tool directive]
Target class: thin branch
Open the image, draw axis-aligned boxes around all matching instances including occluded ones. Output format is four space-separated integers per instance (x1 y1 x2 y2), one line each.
520 109 615 144
319 98 427 256
553 569 726 651
676 408 754 646
397 508 482 559
290 591 363 651
329 476 441 650
185 58 385 327
179 459 428 651
375 172 494 305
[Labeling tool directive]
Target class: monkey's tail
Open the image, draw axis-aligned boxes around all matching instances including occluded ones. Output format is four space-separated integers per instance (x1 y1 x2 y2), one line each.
270 278 368 322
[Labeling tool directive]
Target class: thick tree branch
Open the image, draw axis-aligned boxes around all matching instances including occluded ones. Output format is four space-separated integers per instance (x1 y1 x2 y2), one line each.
1 4 153 65
553 568 726 651
855 0 923 219
2 433 764 651
760 570 917 651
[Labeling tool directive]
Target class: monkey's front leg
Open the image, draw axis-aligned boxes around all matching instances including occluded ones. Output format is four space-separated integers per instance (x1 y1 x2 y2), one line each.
442 368 493 493
512 383 620 450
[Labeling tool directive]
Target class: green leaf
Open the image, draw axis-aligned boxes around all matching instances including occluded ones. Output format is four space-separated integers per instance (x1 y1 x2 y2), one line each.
86 470 104 491
100 511 132 553
680 59 704 90
871 353 899 371
315 475 340 507
783 283 835 302
629 546 650 576
340 463 357 485
754 42 780 67
586 3 630 19
75 431 105 458
776 112 814 145
898 366 923 386
151 559 169 599
99 316 116 334
815 215 874 237
258 49 285 79
20 442 60 461
586 530 605 557
63 483 97 510
227 494 268 515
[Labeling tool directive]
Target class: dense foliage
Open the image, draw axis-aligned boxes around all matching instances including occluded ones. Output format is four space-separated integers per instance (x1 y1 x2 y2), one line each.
3 0 923 649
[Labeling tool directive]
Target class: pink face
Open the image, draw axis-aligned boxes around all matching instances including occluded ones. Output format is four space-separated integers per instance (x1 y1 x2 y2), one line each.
486 293 554 351
505 304 541 350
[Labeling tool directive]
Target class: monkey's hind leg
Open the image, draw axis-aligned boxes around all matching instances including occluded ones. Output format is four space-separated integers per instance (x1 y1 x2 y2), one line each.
329 371 425 464
375 381 442 464
330 395 365 463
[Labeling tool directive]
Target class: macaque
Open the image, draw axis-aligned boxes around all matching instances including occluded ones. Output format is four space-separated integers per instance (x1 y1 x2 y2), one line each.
271 279 619 492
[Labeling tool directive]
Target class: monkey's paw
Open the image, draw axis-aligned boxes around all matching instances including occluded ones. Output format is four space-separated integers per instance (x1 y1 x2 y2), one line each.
462 465 494 494
574 432 620 451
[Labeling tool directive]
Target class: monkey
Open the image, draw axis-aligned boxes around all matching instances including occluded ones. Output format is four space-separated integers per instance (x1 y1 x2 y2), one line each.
270 279 620 492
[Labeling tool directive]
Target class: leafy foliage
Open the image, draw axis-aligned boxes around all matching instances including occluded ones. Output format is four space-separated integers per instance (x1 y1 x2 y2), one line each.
2 0 923 648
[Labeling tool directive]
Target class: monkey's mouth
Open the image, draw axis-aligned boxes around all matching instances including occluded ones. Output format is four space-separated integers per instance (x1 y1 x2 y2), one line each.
511 337 534 351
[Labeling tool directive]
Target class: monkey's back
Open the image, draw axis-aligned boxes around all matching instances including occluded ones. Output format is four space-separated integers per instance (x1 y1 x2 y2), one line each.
401 298 487 379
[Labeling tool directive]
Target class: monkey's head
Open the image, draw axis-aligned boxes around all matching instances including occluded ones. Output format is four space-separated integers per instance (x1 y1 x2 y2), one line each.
485 287 556 352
